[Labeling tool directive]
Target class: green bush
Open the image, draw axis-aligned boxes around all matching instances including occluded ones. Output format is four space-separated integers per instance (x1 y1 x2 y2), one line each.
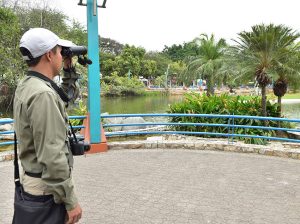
168 93 291 144
101 72 145 96
68 100 88 126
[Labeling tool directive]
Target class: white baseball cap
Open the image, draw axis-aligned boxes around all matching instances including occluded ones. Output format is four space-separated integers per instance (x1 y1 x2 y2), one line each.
20 28 74 60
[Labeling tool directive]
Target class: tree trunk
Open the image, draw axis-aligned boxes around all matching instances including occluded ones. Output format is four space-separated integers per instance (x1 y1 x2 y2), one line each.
261 86 267 117
277 96 282 117
273 78 288 118
277 96 282 127
206 77 214 96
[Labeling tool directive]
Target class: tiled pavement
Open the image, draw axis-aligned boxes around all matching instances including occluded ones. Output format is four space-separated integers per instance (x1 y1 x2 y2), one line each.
1 149 300 224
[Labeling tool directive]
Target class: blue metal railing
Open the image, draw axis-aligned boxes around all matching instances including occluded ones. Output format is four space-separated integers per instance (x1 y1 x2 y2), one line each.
0 116 86 147
101 113 300 143
2 113 300 147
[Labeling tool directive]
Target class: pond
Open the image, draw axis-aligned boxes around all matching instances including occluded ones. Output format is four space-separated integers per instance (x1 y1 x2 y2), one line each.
1 95 300 118
101 95 183 114
101 95 300 119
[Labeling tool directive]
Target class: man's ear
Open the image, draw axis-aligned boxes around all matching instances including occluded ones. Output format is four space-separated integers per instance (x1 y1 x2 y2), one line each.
45 51 52 62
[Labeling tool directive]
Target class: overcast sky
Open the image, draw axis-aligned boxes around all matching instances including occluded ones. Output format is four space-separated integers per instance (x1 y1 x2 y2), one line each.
51 0 300 51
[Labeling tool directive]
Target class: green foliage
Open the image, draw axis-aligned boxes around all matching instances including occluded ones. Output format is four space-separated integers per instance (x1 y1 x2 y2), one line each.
233 23 300 116
153 75 167 88
140 59 157 79
184 34 228 93
163 41 200 61
168 93 289 144
68 100 88 126
144 52 173 77
0 5 89 111
101 37 124 55
0 7 24 109
169 61 187 85
101 72 145 96
100 45 162 80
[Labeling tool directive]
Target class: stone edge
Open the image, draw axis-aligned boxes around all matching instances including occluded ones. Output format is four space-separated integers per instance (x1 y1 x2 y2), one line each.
107 140 300 160
2 139 300 161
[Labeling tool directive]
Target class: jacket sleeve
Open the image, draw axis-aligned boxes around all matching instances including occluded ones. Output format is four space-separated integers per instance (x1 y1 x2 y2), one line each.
27 91 78 211
61 67 80 103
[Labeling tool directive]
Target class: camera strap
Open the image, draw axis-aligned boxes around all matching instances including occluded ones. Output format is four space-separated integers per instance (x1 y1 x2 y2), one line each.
27 71 70 106
68 121 78 144
14 132 21 187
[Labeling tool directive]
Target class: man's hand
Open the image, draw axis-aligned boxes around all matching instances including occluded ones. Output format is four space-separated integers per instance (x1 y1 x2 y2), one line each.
66 204 82 224
63 57 72 70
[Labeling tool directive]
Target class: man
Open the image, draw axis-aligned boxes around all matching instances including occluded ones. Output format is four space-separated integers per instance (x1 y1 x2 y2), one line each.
14 28 82 224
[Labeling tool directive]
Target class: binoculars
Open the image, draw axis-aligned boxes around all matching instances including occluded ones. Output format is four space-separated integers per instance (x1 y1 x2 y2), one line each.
61 46 92 65
61 46 87 57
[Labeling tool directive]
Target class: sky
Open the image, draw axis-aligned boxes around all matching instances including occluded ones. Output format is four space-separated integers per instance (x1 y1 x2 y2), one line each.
49 0 300 52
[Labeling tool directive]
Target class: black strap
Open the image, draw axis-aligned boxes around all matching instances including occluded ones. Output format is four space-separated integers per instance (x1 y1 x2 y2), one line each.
24 171 42 178
27 71 70 105
14 132 21 187
69 121 78 144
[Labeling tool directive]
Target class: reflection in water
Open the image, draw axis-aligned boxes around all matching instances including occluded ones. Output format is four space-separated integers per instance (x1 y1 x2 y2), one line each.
282 103 300 119
101 95 183 114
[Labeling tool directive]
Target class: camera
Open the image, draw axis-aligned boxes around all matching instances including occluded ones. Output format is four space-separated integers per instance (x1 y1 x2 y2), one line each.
61 46 87 57
69 136 91 156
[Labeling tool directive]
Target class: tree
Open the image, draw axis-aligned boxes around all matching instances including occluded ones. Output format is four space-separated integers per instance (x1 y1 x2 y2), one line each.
0 7 23 110
233 24 300 117
272 47 300 115
169 61 187 86
144 51 172 77
100 52 116 76
162 41 200 62
184 34 227 95
114 45 145 76
100 37 124 55
140 59 157 79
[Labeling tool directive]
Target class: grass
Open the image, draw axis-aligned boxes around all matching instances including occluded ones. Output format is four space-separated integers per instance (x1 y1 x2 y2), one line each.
0 143 13 152
281 93 300 99
236 92 300 101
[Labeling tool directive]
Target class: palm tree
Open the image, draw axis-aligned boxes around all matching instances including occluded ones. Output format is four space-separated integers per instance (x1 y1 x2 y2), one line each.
233 24 300 117
272 48 300 116
185 34 227 95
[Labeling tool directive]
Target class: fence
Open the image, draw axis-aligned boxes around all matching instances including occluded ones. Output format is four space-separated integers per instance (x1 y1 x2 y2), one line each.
102 113 300 143
1 113 300 148
0 116 86 147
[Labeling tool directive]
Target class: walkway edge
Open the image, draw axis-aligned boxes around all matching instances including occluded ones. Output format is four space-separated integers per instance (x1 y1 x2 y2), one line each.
107 139 300 160
2 137 300 161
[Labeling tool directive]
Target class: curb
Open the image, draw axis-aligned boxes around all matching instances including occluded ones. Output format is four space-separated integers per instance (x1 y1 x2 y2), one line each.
2 138 300 161
0 150 14 162
107 139 300 160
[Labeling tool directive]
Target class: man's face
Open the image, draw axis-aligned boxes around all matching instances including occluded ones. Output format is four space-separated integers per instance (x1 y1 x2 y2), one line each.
51 45 63 76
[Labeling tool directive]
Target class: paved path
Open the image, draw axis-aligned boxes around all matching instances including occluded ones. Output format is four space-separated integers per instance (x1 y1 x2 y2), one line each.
1 149 300 224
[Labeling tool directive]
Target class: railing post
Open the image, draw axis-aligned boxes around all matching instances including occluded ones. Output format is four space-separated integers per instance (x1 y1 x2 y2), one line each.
231 113 235 143
227 115 231 144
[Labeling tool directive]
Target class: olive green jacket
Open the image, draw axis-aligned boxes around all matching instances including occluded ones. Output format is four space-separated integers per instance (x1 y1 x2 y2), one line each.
13 71 78 211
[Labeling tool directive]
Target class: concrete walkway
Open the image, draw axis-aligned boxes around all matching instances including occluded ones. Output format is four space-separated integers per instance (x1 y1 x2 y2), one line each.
1 149 300 224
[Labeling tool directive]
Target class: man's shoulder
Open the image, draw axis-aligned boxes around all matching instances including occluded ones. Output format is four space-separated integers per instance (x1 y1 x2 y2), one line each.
15 76 57 102
19 76 55 94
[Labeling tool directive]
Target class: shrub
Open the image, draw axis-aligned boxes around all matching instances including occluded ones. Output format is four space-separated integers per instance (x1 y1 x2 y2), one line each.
168 93 290 144
101 72 145 96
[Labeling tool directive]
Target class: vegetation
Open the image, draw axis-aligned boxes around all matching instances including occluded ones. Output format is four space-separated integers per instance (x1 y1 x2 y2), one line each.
1 2 300 120
232 24 300 117
184 34 227 95
0 4 89 111
168 93 291 144
101 72 145 96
